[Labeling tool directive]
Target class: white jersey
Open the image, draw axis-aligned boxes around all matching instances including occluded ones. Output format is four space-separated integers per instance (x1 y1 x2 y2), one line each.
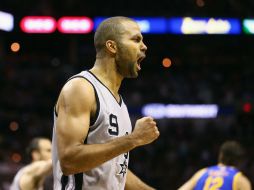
10 166 43 190
10 167 25 190
52 71 133 190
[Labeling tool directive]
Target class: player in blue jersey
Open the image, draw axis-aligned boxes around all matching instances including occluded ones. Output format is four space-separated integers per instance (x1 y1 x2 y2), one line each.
178 141 251 190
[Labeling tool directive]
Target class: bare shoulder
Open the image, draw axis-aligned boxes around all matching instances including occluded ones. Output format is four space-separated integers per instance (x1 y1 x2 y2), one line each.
61 77 95 101
236 173 252 190
56 77 96 113
193 168 207 181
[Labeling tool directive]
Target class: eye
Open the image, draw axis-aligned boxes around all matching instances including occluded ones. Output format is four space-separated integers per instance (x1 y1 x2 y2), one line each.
133 37 141 42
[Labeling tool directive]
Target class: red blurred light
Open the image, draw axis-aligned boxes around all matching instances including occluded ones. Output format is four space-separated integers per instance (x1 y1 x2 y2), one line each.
10 42 20 52
243 103 252 113
162 57 172 68
11 153 22 163
57 16 93 33
20 16 56 33
196 0 205 7
9 121 19 131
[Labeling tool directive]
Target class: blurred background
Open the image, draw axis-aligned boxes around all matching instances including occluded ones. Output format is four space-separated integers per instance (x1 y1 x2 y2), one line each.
0 0 254 189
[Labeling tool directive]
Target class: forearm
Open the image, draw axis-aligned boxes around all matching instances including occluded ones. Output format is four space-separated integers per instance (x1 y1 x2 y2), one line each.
60 135 137 175
27 160 52 181
125 169 155 190
178 182 193 190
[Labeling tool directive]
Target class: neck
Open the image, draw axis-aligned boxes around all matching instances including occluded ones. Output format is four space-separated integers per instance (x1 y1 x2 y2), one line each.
218 163 236 168
90 57 123 98
218 163 226 167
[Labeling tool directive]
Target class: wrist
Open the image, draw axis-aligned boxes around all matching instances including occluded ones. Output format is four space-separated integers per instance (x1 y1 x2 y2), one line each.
127 133 141 148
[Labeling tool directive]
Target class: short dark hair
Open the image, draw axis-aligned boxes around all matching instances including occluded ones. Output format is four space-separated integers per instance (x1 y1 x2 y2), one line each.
26 137 47 160
94 16 136 55
218 141 244 166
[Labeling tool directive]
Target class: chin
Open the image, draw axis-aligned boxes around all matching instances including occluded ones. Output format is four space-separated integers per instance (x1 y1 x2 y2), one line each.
124 73 138 78
119 66 139 78
130 75 138 79
128 72 139 78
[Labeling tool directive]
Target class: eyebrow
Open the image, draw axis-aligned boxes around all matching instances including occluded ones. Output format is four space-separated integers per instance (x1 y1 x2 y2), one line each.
132 34 143 39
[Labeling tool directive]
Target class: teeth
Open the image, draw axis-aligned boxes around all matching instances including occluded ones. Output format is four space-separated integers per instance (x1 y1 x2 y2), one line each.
137 63 141 70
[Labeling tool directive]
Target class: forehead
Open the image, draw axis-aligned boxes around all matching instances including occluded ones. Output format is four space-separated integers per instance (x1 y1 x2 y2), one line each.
38 139 51 149
121 20 142 37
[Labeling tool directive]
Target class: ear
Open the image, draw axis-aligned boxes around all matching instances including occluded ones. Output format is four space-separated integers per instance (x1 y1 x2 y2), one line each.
105 40 117 54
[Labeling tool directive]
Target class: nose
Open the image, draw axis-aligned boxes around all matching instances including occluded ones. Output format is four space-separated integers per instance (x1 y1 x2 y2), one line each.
141 41 147 52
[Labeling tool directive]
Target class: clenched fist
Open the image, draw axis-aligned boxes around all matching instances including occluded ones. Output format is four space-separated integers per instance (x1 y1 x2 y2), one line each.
130 116 160 147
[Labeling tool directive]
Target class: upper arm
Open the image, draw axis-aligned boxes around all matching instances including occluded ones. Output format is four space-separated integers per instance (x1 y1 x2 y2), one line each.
178 169 207 190
56 78 96 163
235 173 252 190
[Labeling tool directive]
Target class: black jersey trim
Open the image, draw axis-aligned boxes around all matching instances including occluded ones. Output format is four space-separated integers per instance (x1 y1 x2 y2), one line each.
90 83 99 126
74 173 83 190
54 75 100 127
61 175 68 190
87 70 122 106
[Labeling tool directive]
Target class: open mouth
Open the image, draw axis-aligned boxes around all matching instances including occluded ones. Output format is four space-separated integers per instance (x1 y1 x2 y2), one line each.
137 56 146 70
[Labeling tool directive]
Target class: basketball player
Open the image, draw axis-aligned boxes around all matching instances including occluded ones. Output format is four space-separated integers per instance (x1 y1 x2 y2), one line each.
10 137 52 190
52 16 160 189
178 141 252 190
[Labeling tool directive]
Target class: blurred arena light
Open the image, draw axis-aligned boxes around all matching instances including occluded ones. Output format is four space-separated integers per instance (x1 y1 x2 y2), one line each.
94 17 167 34
11 153 22 163
196 0 205 7
132 17 167 33
243 102 252 113
168 17 241 34
9 121 19 131
142 104 218 119
0 11 14 32
162 57 172 68
57 16 93 33
15 16 254 35
243 19 254 34
20 16 57 33
10 42 20 52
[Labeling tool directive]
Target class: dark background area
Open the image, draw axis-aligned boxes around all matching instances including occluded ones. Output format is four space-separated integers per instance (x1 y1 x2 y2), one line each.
0 0 254 189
